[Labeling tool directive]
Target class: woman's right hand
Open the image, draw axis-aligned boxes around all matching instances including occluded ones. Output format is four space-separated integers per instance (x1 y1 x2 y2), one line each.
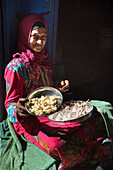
16 98 30 118
56 80 70 93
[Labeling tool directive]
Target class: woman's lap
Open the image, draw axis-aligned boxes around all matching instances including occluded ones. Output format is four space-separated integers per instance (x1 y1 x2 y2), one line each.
17 112 113 169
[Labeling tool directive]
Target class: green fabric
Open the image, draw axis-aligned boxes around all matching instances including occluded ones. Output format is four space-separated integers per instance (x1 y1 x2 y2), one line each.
0 118 56 170
90 100 113 138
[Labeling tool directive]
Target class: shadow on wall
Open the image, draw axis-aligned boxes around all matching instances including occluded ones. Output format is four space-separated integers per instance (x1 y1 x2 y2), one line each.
56 0 113 104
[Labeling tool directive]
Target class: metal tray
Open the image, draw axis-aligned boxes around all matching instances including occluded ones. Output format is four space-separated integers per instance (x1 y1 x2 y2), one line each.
25 86 63 117
48 100 94 125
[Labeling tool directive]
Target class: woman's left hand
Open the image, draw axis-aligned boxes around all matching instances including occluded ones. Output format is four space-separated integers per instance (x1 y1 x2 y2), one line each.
58 80 70 93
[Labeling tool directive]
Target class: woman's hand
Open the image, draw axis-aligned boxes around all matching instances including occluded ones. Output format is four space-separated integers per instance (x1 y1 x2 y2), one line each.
16 98 30 118
58 80 70 93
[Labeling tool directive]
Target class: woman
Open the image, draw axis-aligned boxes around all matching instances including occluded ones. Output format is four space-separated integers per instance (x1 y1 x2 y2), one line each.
4 13 113 170
4 13 70 168
4 13 69 121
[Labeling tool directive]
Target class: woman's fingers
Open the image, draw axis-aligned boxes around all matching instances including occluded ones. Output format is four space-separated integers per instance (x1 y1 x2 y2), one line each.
65 80 69 87
18 98 29 104
16 98 30 117
18 105 28 113
59 80 70 93
17 111 30 118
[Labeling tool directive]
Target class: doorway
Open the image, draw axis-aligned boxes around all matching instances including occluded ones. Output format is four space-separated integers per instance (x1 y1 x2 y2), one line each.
56 0 113 104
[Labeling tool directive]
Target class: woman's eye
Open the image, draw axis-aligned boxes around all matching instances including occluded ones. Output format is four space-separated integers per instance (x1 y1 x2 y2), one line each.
31 35 47 40
34 35 39 40
42 35 47 40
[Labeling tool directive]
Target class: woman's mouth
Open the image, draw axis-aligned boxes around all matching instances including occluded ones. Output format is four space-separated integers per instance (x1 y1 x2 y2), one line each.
33 45 43 52
35 44 42 48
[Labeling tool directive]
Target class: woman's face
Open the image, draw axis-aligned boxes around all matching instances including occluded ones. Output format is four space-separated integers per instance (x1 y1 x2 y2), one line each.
29 27 47 52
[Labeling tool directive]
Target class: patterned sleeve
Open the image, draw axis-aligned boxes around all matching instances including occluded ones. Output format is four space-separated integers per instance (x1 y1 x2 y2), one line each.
4 59 24 123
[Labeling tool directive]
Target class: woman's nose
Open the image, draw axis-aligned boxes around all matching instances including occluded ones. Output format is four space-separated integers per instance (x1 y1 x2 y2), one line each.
37 39 41 44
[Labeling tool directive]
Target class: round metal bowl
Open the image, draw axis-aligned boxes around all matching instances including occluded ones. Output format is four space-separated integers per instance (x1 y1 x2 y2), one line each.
25 86 63 117
48 100 94 125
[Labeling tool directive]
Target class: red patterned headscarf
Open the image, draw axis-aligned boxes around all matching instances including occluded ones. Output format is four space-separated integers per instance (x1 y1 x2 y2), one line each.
13 13 54 70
